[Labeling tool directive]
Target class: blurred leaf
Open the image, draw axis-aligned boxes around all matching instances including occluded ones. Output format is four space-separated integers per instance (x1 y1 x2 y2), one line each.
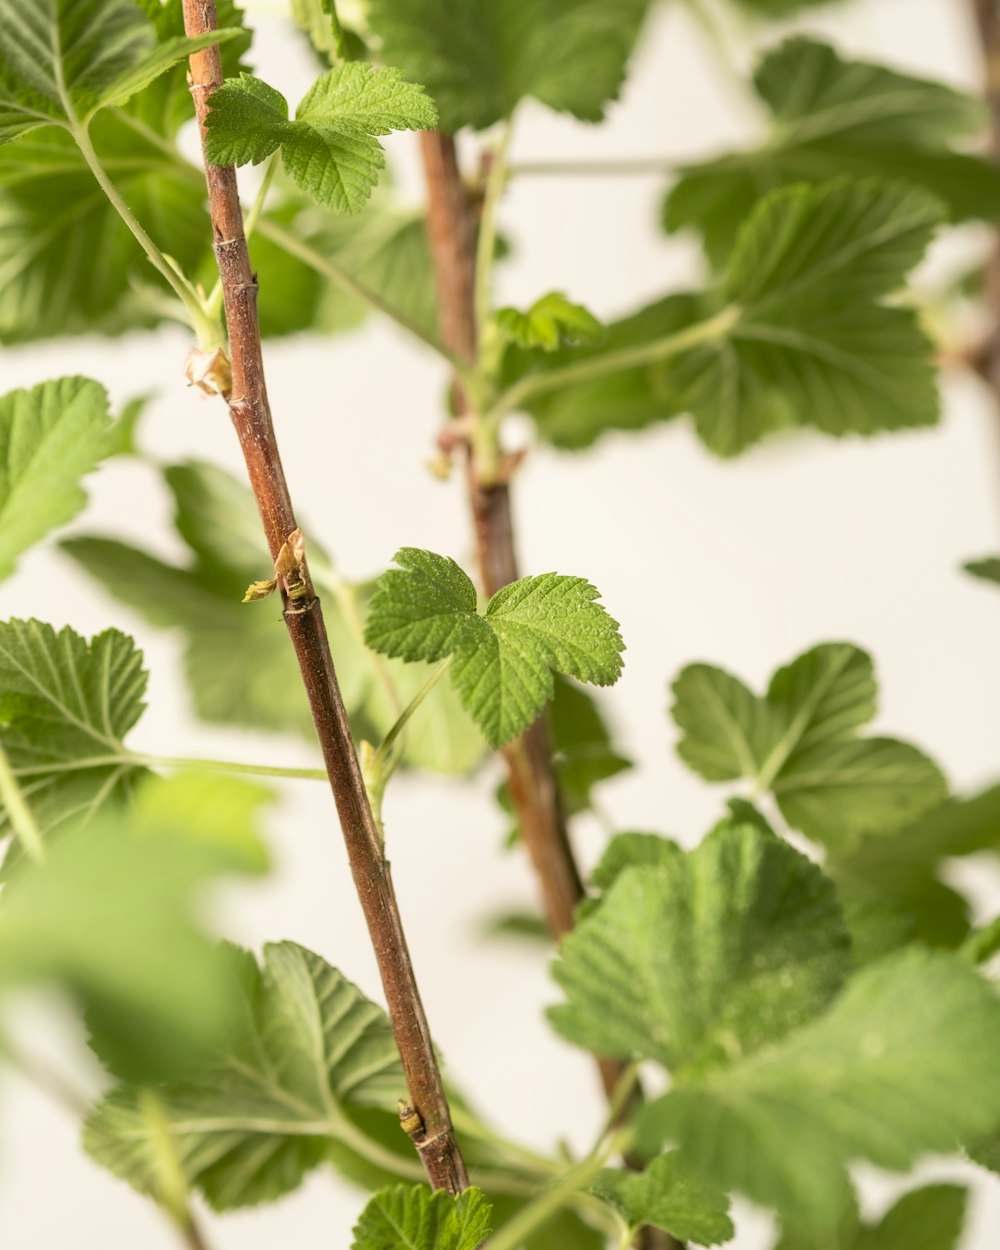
964 557 1000 587
773 1183 967 1250
550 821 850 1071
85 941 403 1209
0 377 113 579
664 38 1000 268
0 771 269 1082
496 293 603 353
671 642 947 848
639 950 1000 1228
590 1152 734 1245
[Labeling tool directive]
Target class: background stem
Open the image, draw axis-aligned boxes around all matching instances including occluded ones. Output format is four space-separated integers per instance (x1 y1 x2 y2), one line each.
181 0 467 1195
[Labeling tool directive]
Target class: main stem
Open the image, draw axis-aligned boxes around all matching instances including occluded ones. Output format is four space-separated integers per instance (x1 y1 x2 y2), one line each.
418 129 682 1250
181 0 467 1195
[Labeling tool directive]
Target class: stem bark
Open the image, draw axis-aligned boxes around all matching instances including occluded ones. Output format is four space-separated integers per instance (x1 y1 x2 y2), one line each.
181 0 467 1195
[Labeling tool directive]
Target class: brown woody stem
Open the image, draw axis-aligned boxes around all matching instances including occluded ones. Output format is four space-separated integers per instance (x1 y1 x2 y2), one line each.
181 0 467 1195
971 1 1000 399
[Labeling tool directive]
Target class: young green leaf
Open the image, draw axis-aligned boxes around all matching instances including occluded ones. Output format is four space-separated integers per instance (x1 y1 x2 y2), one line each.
0 0 241 140
366 0 652 131
964 556 1000 587
204 65 437 213
639 949 1000 1229
0 771 270 1082
549 821 850 1072
774 1183 967 1250
351 1185 492 1250
664 38 1000 268
496 293 603 353
0 620 148 855
671 642 947 847
590 1152 734 1246
364 548 624 747
0 377 113 579
85 941 405 1209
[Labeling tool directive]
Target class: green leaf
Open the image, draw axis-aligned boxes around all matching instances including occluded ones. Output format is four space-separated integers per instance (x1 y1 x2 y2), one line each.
496 293 603 353
549 821 849 1072
364 548 624 747
0 620 148 854
774 1184 967 1250
964 556 1000 587
590 1152 734 1245
85 941 405 1209
205 65 437 213
0 377 112 579
0 771 270 1082
828 784 1000 947
351 1185 492 1250
664 38 1000 268
367 0 652 131
728 0 832 12
671 642 947 847
0 0 240 139
638 950 1000 1228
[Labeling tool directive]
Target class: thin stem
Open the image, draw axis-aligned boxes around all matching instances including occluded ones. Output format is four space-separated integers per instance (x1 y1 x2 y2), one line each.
510 157 676 177
71 123 218 346
254 215 470 376
486 305 739 424
0 741 45 863
205 154 279 323
9 752 329 782
679 0 755 111
474 122 512 352
182 0 468 1195
373 658 452 776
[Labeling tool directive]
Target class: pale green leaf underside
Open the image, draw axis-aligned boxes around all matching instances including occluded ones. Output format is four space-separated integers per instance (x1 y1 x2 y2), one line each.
351 1185 492 1250
549 822 849 1073
640 950 1000 1228
204 65 437 213
590 1152 734 1245
364 548 624 747
0 619 147 852
85 941 405 1210
0 376 112 579
671 642 946 847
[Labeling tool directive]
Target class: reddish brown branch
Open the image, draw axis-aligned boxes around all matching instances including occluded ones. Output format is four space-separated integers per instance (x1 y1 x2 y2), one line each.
182 1 467 1195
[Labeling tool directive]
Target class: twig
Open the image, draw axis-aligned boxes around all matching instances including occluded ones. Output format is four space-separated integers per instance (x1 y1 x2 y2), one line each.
970 1 1000 403
181 0 467 1195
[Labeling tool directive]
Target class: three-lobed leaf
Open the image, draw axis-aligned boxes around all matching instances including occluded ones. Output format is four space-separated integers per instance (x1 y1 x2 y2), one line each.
0 377 113 579
549 820 850 1072
671 642 947 848
205 65 437 213
364 548 624 747
638 950 1000 1228
351 1185 492 1250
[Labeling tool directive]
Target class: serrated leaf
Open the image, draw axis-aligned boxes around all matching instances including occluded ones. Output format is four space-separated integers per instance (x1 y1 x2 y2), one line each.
0 620 148 856
367 0 651 131
62 464 483 774
351 1185 492 1250
496 293 603 353
549 822 850 1072
0 377 112 579
774 1183 967 1250
639 950 1000 1228
671 642 947 848
828 783 1000 947
85 941 404 1209
364 548 624 747
590 1152 734 1245
205 65 436 213
964 556 1000 587
0 771 269 1082
664 38 1000 268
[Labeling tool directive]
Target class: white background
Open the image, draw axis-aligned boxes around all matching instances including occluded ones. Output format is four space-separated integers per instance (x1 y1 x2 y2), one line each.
2 0 999 1245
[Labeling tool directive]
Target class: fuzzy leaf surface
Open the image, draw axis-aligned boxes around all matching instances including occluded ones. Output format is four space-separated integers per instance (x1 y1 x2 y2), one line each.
549 822 849 1072
0 377 112 579
205 66 437 213
671 642 946 847
664 38 1000 268
364 548 624 747
351 1185 492 1250
590 1152 734 1245
366 0 652 131
638 950 1000 1228
85 941 404 1209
